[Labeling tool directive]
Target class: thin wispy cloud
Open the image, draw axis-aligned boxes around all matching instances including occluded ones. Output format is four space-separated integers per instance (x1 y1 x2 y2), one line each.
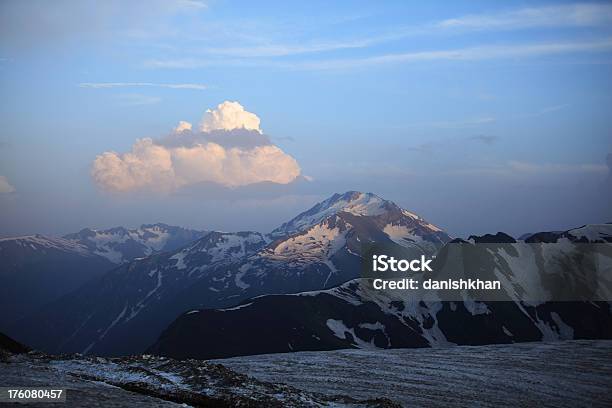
201 42 362 58
175 0 208 10
144 59 205 69
435 117 497 128
142 3 612 61
469 135 499 145
434 3 612 32
145 38 612 71
517 104 570 119
79 82 208 90
289 38 612 71
538 104 569 115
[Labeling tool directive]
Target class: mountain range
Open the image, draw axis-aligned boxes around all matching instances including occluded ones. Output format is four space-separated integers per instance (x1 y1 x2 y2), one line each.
5 192 450 356
0 224 207 329
2 191 611 361
148 223 612 360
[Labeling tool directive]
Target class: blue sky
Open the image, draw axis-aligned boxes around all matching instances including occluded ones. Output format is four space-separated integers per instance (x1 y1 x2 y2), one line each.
1 0 611 237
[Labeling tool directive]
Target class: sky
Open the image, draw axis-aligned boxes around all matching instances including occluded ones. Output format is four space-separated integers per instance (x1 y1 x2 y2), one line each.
0 0 611 238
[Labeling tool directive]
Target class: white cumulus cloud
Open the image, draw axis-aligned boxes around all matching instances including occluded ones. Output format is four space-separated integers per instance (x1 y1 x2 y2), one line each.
200 101 262 133
174 120 193 132
92 101 300 192
0 176 16 193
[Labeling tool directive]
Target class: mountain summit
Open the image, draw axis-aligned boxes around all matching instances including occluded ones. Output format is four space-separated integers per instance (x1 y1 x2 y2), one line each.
271 191 449 243
271 192 395 236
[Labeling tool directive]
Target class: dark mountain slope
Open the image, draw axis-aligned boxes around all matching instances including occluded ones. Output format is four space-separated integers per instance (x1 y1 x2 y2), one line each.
149 224 612 360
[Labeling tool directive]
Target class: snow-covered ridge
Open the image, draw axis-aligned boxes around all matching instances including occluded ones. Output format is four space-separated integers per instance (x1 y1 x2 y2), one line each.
178 231 266 265
521 223 612 243
63 223 207 263
1 224 208 264
566 224 612 243
0 234 91 255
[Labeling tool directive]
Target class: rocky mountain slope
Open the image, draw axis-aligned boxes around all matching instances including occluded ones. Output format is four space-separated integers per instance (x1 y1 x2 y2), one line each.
0 224 207 331
149 224 612 360
9 231 268 356
0 235 115 327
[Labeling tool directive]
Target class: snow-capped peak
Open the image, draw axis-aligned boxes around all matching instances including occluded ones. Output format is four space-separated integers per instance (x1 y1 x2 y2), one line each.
325 191 390 217
270 191 395 237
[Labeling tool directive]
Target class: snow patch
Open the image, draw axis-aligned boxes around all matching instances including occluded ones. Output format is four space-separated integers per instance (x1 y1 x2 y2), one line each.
170 251 187 270
326 319 380 349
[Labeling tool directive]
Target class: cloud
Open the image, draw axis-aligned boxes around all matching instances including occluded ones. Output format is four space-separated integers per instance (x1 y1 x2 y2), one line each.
0 176 15 193
200 39 379 58
513 104 570 119
537 104 568 114
525 104 570 118
200 101 262 133
174 121 192 132
174 0 207 11
147 37 612 71
92 101 300 192
404 116 496 129
144 4 612 63
92 139 175 192
79 82 208 90
469 135 498 145
289 38 612 71
434 4 612 32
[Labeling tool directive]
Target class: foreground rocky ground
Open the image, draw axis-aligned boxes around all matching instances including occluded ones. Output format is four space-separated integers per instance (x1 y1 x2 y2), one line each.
2 340 611 407
0 349 397 407
219 340 612 408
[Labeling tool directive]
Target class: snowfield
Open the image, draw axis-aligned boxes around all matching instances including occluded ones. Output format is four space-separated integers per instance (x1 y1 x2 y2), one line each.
219 340 612 408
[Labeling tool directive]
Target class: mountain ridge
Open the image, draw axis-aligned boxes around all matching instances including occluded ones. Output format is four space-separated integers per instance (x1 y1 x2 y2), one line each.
149 223 612 360
7 191 449 356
